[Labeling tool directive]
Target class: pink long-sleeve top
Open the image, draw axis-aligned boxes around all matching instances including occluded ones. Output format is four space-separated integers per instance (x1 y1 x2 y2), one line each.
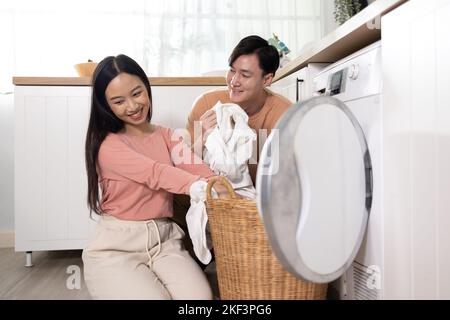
97 125 214 220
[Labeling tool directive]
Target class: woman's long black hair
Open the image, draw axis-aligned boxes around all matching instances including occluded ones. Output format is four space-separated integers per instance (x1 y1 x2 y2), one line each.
85 54 152 215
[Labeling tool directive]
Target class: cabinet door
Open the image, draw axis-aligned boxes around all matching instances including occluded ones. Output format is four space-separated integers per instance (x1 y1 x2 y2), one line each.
382 0 450 299
303 63 330 100
271 64 329 103
15 86 96 251
269 71 298 102
151 86 224 130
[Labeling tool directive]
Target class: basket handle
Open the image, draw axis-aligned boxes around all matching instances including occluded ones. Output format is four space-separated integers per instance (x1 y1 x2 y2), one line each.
206 176 237 200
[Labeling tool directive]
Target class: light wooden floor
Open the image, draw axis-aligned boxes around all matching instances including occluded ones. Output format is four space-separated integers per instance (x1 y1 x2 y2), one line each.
0 248 91 300
0 247 219 300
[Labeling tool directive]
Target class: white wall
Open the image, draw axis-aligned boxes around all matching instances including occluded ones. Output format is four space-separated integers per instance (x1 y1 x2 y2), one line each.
321 0 378 36
321 0 339 36
0 93 14 232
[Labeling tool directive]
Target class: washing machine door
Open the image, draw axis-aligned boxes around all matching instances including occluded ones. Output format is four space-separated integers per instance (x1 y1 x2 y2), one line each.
256 96 372 283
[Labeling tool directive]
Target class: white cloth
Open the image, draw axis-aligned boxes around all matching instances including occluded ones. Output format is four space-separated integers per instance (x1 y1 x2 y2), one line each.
186 180 215 265
187 102 257 264
204 102 257 198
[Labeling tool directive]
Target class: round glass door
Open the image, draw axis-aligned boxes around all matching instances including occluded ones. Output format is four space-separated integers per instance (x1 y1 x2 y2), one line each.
256 96 372 283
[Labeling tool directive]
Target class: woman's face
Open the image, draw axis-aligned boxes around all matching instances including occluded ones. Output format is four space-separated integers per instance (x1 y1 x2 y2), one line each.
105 73 151 132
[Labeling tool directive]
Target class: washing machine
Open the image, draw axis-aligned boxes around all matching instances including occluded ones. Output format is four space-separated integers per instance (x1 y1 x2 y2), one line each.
256 41 382 299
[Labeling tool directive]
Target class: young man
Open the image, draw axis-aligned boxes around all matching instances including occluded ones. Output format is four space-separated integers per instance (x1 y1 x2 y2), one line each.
174 36 292 267
187 35 292 184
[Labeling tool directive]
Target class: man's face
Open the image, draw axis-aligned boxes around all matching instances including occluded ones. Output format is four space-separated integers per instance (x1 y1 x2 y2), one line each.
226 53 272 107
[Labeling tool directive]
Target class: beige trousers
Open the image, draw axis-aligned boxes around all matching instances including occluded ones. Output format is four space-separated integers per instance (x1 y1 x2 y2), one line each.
82 215 213 300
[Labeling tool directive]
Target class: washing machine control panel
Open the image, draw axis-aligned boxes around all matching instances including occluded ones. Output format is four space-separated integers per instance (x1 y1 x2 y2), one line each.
329 68 348 96
312 42 382 100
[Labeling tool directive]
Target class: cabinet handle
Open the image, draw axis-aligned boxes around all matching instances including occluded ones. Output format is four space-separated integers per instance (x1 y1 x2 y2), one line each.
296 78 304 102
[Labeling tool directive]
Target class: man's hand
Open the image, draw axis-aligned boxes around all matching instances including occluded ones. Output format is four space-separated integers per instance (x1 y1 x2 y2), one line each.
199 109 217 143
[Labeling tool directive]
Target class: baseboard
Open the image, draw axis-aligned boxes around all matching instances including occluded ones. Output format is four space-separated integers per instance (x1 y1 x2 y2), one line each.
0 230 15 248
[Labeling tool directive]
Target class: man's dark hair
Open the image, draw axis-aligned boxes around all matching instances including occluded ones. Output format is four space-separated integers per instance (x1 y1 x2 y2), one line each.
228 35 280 76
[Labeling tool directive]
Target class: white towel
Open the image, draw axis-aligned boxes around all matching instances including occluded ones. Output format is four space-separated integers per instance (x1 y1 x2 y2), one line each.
186 180 216 265
204 102 257 198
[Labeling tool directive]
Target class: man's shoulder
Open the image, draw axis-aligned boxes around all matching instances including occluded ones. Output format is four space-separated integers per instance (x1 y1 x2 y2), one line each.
259 90 293 128
190 88 229 121
196 88 230 106
266 89 292 109
265 90 293 118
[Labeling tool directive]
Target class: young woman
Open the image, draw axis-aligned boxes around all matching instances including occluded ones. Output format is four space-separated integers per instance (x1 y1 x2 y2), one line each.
83 54 223 300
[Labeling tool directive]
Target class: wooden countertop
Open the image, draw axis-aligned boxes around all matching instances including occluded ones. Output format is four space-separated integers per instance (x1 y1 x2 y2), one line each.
273 0 407 82
12 76 226 86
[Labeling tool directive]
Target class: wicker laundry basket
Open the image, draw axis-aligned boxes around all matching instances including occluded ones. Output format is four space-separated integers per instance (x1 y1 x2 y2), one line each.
206 176 328 300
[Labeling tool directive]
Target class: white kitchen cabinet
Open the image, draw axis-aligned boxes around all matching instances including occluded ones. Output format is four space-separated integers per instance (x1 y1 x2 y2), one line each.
270 63 328 103
297 63 329 101
269 69 297 102
14 84 223 265
14 86 95 259
381 0 450 299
